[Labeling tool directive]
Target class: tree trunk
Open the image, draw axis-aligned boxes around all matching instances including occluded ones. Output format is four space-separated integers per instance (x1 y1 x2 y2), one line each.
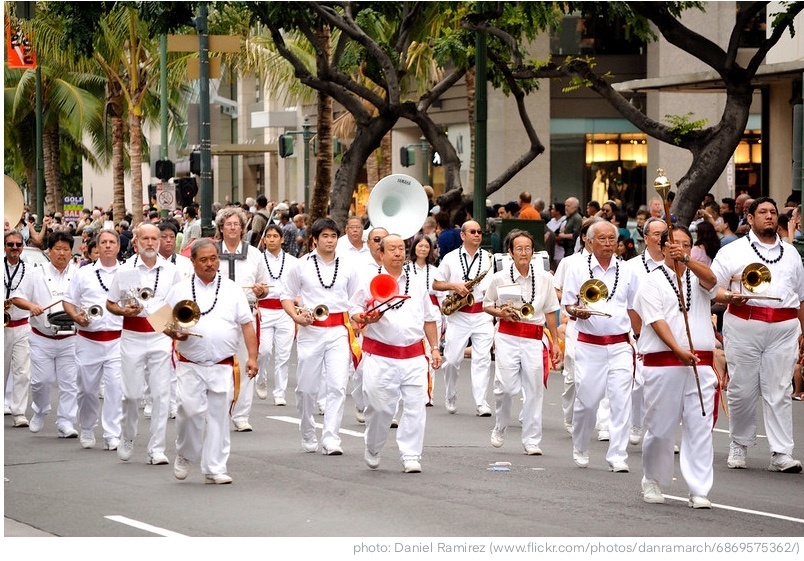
366 148 379 191
309 26 333 241
49 128 63 213
42 127 55 215
379 133 392 181
129 112 144 226
111 114 126 222
26 168 36 215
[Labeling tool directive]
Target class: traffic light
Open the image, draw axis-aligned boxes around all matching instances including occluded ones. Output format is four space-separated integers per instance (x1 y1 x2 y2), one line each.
155 159 174 181
278 134 294 158
190 151 200 175
177 177 199 207
400 146 415 167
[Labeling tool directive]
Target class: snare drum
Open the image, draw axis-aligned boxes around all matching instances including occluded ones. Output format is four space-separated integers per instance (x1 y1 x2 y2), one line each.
47 311 76 335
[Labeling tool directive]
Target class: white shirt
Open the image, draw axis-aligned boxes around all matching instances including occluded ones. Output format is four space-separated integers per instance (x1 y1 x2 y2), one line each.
553 248 588 292
336 236 370 263
217 241 271 308
4 257 29 321
435 245 494 307
261 249 298 302
711 231 804 309
411 262 439 300
634 263 717 353
281 250 360 314
65 260 123 332
15 261 77 333
162 252 194 279
625 250 664 286
349 265 439 347
165 274 253 365
561 253 638 335
484 264 560 326
108 255 182 317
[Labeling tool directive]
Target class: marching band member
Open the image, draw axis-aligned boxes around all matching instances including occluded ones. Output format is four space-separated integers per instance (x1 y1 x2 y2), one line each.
711 197 804 473
4 230 31 427
350 234 442 472
409 233 443 406
254 224 298 406
214 207 270 432
634 225 719 508
166 239 258 484
433 220 495 416
107 223 182 465
483 230 561 455
623 217 668 446
12 231 79 437
281 218 360 455
63 229 123 451
562 220 639 472
158 221 193 278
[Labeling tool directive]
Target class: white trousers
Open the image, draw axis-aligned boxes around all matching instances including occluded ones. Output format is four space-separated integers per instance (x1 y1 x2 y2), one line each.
4 323 31 416
572 340 634 464
29 331 78 431
175 362 232 476
493 332 545 447
296 325 351 449
642 363 717 497
75 334 122 441
631 356 645 431
723 314 800 455
561 320 577 425
362 353 428 460
120 331 173 455
257 308 295 399
442 312 494 408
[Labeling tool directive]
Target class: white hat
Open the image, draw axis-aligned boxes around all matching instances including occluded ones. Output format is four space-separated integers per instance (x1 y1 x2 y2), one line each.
274 202 289 212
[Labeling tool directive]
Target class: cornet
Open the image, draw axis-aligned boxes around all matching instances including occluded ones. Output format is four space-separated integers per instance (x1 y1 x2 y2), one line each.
296 304 329 322
502 302 535 320
576 279 613 317
81 304 104 320
730 263 781 301
138 287 155 301
167 300 203 337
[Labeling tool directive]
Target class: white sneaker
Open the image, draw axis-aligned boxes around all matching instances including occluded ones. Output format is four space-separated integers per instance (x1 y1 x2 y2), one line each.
573 448 589 468
58 425 78 439
322 444 343 456
403 459 422 473
768 453 803 473
629 426 643 446
524 445 543 456
564 422 573 435
29 413 45 434
317 403 325 415
390 418 399 428
490 428 505 448
103 437 119 451
148 451 169 465
205 473 233 485
234 420 253 432
355 407 365 424
174 455 190 480
688 495 712 509
727 441 747 469
143 403 152 419
445 397 457 414
274 396 287 406
255 376 269 400
364 448 380 469
4 405 11 415
642 478 665 504
609 461 630 473
476 404 492 417
12 414 29 428
117 439 134 461
79 430 96 449
302 436 318 453
597 430 610 442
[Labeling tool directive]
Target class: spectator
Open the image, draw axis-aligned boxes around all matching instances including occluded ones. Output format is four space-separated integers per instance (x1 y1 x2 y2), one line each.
117 220 133 260
691 220 720 266
630 208 649 254
586 200 601 218
558 197 583 257
279 211 299 256
719 212 739 246
517 192 541 220
616 235 637 260
613 210 630 239
247 195 270 248
435 212 461 262
545 202 567 265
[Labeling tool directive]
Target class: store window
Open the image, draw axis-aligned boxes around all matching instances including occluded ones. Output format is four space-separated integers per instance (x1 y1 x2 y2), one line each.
585 133 648 214
733 130 762 197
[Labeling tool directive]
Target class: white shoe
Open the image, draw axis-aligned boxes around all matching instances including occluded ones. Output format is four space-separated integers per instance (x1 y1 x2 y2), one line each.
322 444 343 456
727 441 747 469
234 420 252 432
403 459 422 473
364 448 380 470
148 451 169 465
629 426 643 446
688 495 712 509
4 405 11 415
79 430 96 449
255 377 269 400
143 404 152 419
524 445 543 456
317 403 325 415
205 473 233 485
12 414 29 428
490 428 505 448
355 407 365 424
609 461 630 473
174 455 189 480
117 439 134 462
58 425 78 439
597 430 610 442
103 437 120 451
564 422 573 435
169 407 177 419
641 478 665 504
573 448 589 468
445 397 457 414
768 453 803 473
302 436 318 453
390 418 399 429
476 404 492 417
29 413 45 434
274 396 287 406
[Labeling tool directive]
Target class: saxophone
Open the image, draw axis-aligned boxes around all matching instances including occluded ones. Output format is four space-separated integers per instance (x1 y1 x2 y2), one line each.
440 259 493 316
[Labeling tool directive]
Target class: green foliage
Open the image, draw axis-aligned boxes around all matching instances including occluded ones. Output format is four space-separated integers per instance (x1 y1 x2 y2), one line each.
663 113 709 145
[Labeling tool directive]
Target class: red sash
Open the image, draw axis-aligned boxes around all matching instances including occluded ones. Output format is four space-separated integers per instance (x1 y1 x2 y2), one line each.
123 316 155 333
577 332 630 346
642 350 714 368
727 304 797 323
258 299 283 310
312 313 346 328
362 337 426 359
32 327 74 340
78 330 121 342
457 302 484 314
177 354 239 414
498 320 544 340
429 294 438 306
6 317 28 328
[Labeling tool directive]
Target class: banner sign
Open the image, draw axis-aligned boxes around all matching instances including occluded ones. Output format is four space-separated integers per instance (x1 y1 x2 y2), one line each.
6 18 36 69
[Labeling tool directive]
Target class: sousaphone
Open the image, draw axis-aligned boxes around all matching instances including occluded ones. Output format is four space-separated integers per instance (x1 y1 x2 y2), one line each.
5 175 25 227
366 174 429 240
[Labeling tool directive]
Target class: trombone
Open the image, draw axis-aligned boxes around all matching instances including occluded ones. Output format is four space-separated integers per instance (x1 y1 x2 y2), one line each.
576 279 613 317
730 263 782 301
167 300 204 338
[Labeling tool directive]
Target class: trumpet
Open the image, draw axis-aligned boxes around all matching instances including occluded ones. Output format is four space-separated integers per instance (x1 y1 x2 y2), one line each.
576 279 613 317
501 302 535 320
167 300 203 337
730 263 781 301
296 304 329 322
138 287 155 301
81 304 104 320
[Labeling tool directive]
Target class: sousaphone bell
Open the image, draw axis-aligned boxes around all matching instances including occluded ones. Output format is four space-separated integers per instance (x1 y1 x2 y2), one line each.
366 174 429 240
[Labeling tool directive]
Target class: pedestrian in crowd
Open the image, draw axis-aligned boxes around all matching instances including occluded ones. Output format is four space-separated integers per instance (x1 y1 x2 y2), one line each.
690 221 720 266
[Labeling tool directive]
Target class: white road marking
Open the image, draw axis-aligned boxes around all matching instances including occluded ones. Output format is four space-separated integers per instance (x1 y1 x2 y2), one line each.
662 495 804 524
713 427 766 438
267 415 365 438
105 515 188 537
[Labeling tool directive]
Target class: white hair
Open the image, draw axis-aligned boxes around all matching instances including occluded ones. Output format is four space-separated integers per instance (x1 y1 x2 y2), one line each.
586 219 617 240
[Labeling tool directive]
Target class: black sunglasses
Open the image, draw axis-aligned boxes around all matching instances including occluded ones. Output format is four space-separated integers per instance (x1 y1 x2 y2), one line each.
5 242 23 248
371 237 384 243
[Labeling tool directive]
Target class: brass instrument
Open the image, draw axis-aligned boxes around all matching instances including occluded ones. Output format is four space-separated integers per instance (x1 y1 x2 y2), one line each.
81 304 104 320
296 304 329 322
503 302 535 320
4 299 11 327
168 300 203 338
138 287 155 301
441 261 493 316
576 279 613 317
731 263 781 301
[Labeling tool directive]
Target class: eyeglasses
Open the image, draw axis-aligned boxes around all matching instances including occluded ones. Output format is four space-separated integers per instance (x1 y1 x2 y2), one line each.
464 229 483 235
512 247 533 254
371 237 384 243
5 242 23 248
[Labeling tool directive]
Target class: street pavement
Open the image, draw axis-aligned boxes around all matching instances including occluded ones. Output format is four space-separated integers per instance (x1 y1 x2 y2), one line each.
4 352 804 546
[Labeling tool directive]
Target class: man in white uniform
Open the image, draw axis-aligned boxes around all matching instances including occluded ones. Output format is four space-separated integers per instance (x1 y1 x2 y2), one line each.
12 231 79 437
107 223 182 465
63 229 124 450
4 230 31 427
562 220 638 472
282 218 361 455
167 239 258 484
350 234 442 473
433 220 495 416
711 197 804 473
635 225 720 508
484 230 562 455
